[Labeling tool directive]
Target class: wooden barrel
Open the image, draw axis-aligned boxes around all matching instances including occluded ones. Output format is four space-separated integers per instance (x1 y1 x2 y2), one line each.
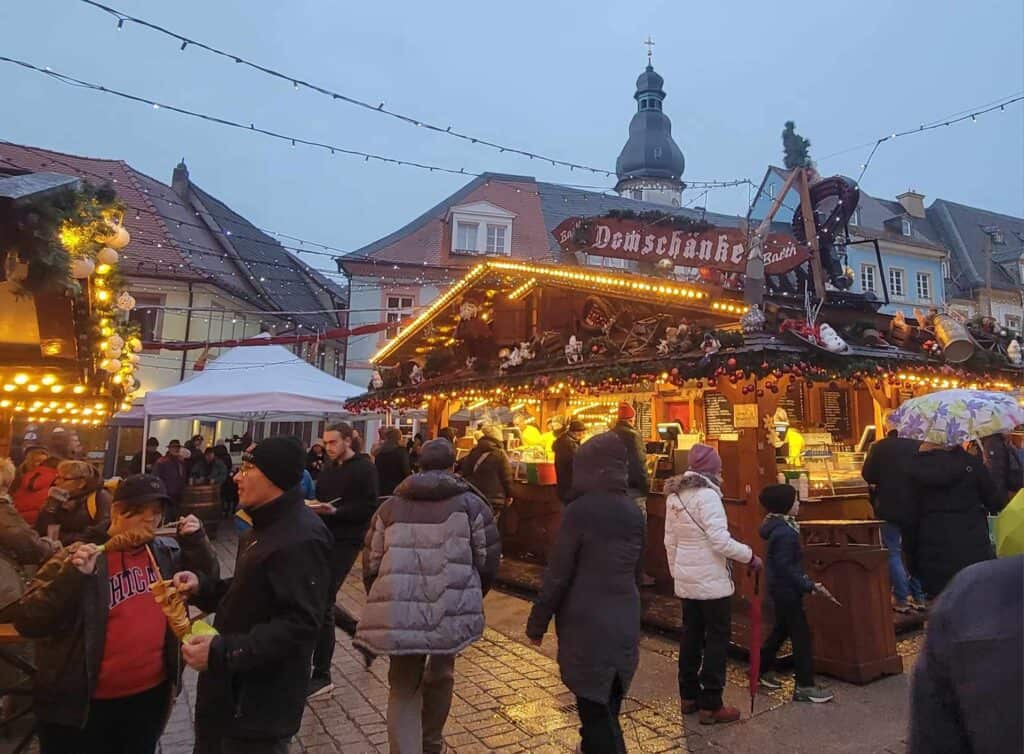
181 484 222 540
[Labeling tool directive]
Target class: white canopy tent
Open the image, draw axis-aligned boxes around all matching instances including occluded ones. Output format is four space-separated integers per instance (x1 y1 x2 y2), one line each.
143 341 363 423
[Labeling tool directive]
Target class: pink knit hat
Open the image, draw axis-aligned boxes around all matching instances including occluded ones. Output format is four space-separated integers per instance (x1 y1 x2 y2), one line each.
687 443 722 477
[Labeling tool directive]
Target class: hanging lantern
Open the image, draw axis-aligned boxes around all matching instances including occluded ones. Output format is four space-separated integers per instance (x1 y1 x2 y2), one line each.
97 220 130 250
70 257 96 279
97 246 119 265
116 291 136 312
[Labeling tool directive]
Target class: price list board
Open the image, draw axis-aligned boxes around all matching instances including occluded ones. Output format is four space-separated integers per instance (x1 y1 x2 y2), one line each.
777 385 807 427
703 392 736 438
822 388 852 439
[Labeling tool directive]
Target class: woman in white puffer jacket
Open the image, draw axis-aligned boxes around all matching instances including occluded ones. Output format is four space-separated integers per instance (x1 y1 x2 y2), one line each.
663 443 761 725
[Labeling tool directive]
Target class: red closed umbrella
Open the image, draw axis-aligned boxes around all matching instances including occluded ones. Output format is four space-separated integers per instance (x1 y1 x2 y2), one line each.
748 571 763 715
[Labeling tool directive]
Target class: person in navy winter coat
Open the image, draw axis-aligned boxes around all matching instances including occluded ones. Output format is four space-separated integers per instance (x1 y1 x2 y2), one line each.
757 485 833 703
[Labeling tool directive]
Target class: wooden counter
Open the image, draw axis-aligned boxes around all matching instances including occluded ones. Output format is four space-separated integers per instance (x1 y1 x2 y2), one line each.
797 493 874 521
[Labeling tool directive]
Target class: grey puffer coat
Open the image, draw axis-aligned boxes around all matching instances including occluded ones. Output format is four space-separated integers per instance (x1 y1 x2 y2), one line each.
526 432 645 703
354 470 501 656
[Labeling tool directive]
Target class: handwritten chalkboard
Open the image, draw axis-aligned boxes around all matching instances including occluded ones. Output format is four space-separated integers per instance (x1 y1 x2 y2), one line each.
822 388 851 439
778 385 807 427
703 392 736 437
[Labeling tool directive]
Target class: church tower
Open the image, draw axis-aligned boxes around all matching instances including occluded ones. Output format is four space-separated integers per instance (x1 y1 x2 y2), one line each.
614 42 686 207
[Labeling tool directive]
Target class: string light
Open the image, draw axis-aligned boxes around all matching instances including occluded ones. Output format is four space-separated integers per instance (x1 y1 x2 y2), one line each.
79 0 615 177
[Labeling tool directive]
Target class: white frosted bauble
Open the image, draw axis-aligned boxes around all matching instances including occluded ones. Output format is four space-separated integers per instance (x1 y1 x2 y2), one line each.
103 359 122 373
108 334 125 351
71 258 96 279
98 221 130 250
129 353 141 364
105 348 123 360
97 247 119 265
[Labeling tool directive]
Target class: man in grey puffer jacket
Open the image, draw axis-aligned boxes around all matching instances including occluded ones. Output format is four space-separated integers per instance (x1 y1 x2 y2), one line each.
354 439 500 754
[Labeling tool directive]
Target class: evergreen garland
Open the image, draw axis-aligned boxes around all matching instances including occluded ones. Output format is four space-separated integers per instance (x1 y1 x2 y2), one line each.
782 121 814 170
0 182 122 297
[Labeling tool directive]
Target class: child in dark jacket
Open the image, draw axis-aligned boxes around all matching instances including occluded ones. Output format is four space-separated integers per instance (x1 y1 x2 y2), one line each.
757 484 834 703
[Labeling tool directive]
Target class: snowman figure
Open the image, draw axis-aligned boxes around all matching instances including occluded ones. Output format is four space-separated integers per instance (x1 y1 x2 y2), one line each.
565 335 583 365
1009 339 1023 366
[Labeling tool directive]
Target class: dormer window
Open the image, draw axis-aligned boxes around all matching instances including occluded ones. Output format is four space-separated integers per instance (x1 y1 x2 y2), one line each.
448 201 515 256
901 218 912 236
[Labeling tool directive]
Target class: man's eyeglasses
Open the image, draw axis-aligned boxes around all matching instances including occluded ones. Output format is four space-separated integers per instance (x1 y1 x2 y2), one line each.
236 459 256 478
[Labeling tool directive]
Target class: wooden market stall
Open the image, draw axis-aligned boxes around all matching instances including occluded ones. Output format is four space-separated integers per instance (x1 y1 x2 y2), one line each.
0 170 140 463
350 171 1024 682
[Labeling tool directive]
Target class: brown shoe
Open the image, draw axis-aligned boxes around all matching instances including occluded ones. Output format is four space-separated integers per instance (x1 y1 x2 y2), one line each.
699 705 741 725
681 699 698 714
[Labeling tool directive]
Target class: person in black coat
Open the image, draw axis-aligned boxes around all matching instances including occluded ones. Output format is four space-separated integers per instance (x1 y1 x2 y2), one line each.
552 420 585 504
374 427 412 497
457 427 513 518
973 433 1022 512
909 555 1023 754
174 437 332 754
309 422 380 695
906 444 1001 597
526 432 645 754
862 429 928 610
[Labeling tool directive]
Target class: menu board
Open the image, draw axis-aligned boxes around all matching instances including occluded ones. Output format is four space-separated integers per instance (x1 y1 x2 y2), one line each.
703 392 736 437
822 388 851 439
634 400 653 441
777 385 807 426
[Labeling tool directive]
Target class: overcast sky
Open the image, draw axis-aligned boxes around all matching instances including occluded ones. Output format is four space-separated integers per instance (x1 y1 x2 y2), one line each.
2 0 1022 275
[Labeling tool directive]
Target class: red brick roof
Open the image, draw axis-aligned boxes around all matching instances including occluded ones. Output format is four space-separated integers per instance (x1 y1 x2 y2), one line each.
0 142 202 281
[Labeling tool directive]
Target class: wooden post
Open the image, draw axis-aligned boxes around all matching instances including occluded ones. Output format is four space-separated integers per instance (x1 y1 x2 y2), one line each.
796 169 827 301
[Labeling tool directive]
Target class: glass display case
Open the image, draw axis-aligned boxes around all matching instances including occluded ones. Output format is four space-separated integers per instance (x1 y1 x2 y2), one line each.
779 432 869 499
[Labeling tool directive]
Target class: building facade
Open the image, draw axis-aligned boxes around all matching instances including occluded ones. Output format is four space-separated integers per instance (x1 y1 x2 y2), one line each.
0 143 348 450
748 166 948 316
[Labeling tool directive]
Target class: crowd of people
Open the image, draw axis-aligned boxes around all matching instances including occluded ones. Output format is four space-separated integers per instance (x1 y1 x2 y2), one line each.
0 412 1019 754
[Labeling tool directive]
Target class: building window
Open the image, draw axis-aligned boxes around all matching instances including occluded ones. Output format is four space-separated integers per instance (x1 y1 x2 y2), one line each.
889 268 905 298
767 183 775 200
630 189 643 200
129 294 164 346
385 295 414 339
901 218 912 237
850 208 860 226
860 264 876 293
485 224 508 254
1006 315 1022 333
916 272 932 302
942 260 950 279
455 222 478 253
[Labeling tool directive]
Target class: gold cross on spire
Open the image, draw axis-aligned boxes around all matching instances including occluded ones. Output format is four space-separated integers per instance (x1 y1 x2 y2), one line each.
644 35 655 64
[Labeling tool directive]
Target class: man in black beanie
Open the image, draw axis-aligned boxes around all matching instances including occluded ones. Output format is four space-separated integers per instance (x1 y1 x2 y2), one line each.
173 436 333 754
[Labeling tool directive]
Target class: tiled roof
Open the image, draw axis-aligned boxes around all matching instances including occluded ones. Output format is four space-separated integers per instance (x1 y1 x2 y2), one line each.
0 142 345 329
0 142 201 281
929 199 1024 294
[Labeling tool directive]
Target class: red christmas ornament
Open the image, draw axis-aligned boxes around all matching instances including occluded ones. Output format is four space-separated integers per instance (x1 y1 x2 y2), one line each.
671 367 679 377
727 357 737 368
756 389 765 398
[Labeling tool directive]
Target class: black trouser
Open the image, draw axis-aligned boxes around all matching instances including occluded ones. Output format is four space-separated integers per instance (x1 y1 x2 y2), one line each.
760 596 814 687
193 730 290 754
679 597 731 711
37 681 170 754
576 676 626 754
311 541 362 680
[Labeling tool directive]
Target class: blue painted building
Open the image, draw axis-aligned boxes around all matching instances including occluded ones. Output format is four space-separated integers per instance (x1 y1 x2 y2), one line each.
749 166 948 316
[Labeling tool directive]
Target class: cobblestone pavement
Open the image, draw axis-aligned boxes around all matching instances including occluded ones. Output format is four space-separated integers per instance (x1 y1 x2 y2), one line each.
3 528 916 753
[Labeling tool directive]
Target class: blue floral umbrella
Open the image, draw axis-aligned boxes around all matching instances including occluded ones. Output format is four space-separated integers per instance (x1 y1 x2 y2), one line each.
890 389 1024 446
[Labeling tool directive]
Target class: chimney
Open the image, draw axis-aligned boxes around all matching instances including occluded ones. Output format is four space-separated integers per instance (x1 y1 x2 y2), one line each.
171 159 190 199
897 189 926 219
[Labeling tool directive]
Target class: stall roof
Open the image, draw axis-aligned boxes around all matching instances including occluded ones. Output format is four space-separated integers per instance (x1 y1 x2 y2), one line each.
144 339 363 418
370 258 746 366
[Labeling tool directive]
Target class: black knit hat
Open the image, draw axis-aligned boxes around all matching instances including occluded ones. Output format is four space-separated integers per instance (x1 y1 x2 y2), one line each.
114 474 170 508
760 484 797 514
419 438 456 471
249 436 305 491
